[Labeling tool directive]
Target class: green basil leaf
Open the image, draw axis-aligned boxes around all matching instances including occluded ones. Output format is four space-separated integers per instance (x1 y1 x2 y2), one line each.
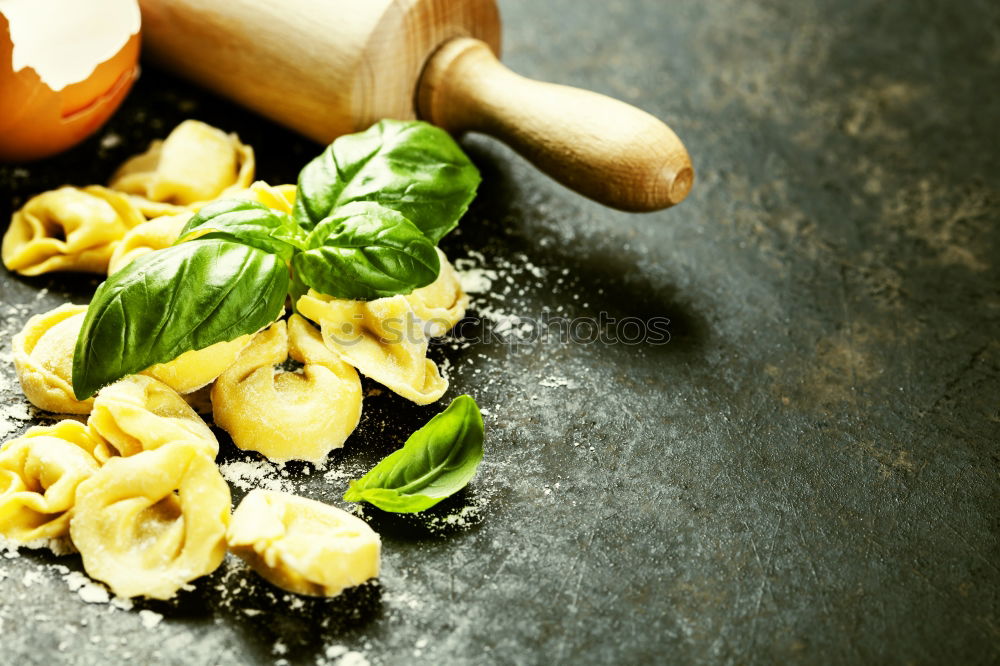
292 201 440 300
343 395 484 513
177 199 305 261
294 119 480 242
72 239 288 399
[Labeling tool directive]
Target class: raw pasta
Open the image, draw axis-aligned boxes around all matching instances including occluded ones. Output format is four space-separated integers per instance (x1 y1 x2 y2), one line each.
406 248 469 338
89 375 219 460
107 211 192 274
108 119 255 215
297 291 448 405
12 303 92 414
231 180 297 214
227 490 380 597
70 441 231 599
0 420 103 542
142 333 254 395
212 315 362 464
2 185 144 276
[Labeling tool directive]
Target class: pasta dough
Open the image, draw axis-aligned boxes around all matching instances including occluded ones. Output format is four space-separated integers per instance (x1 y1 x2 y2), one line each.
89 375 219 460
406 248 469 338
12 303 92 414
142 334 253 395
109 120 255 215
297 292 448 405
212 315 362 464
0 421 102 542
70 441 231 599
227 490 380 597
232 180 297 215
2 185 144 276
107 212 192 274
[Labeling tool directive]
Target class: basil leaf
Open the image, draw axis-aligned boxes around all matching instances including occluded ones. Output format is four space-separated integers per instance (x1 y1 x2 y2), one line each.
292 201 440 300
294 119 480 242
72 240 288 399
343 395 484 513
178 199 305 261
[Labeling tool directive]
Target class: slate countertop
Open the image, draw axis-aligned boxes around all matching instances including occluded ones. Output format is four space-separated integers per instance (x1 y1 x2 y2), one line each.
1 1 998 664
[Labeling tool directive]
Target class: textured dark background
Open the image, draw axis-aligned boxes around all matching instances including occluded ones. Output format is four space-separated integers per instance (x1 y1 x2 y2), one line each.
1 0 999 664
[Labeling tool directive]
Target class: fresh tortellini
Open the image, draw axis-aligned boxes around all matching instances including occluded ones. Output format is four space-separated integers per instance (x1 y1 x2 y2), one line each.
108 119 255 216
142 333 254 395
227 490 381 597
297 292 448 405
407 248 469 338
107 211 192 274
212 315 362 464
70 442 231 599
89 375 219 460
0 421 103 542
231 180 297 215
2 185 144 276
12 304 92 414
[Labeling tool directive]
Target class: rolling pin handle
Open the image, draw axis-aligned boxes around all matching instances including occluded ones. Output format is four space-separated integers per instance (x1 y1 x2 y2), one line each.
417 37 693 212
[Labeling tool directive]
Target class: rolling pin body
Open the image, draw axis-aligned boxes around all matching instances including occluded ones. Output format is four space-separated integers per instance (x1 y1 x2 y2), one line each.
138 0 692 211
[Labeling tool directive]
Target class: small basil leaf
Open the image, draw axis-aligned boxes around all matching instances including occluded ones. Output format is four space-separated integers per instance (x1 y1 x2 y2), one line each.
72 239 288 399
292 201 440 300
177 199 305 261
343 395 484 513
294 119 480 242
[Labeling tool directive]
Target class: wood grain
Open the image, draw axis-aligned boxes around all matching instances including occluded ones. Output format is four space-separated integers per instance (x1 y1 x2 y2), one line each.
418 38 693 211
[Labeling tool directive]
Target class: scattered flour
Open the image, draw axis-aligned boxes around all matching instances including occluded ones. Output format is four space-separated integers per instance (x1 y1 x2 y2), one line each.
319 645 370 666
65 571 110 604
218 459 295 493
139 610 163 629
539 376 577 389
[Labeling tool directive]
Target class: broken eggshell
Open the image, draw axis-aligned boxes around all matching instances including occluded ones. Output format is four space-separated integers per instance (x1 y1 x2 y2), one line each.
0 0 141 162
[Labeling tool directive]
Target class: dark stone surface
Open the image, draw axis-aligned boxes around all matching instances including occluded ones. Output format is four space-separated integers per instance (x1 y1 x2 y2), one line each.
1 0 999 663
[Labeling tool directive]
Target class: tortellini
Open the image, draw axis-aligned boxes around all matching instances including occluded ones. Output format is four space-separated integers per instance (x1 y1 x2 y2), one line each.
227 490 381 597
407 248 469 338
108 119 255 216
0 421 102 542
12 304 92 414
232 180 297 215
2 185 144 275
89 375 219 460
142 333 254 395
297 292 448 405
212 315 362 464
70 442 231 599
107 212 192 274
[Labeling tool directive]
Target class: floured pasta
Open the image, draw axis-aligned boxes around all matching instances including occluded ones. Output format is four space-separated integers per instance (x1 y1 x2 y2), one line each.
142 333 254 395
227 490 381 597
109 119 255 215
0 421 102 542
12 303 92 414
107 212 192 274
70 441 231 599
231 180 297 214
2 185 144 276
297 291 448 405
212 315 362 464
89 375 219 460
406 248 469 338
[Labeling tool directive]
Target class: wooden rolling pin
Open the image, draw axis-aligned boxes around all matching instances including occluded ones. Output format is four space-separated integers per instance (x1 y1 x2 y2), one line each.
138 0 693 211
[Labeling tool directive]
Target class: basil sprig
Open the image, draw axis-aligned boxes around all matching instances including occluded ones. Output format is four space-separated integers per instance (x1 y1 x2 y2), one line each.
343 395 484 513
178 199 306 261
292 201 440 300
72 240 288 399
72 120 479 398
294 119 481 242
